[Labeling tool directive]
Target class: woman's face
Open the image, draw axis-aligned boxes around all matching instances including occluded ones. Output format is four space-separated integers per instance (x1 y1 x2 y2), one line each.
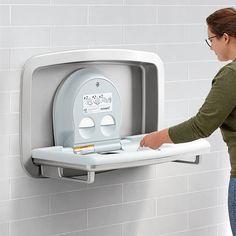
207 27 230 61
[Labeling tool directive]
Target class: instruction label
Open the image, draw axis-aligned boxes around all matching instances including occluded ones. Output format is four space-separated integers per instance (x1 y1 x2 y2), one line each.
83 92 112 114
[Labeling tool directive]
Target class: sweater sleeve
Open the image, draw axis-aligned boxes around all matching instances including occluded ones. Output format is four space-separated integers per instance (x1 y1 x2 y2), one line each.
169 66 236 143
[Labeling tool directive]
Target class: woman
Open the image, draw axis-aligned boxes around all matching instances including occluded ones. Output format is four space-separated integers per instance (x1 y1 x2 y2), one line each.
140 7 236 235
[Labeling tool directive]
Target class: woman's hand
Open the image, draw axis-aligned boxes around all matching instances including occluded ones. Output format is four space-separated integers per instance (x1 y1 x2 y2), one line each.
139 128 173 149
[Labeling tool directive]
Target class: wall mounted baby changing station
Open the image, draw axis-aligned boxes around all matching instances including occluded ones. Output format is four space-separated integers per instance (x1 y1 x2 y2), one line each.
20 49 210 183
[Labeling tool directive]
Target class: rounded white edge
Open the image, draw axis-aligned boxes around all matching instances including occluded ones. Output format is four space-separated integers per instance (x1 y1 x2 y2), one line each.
21 49 165 178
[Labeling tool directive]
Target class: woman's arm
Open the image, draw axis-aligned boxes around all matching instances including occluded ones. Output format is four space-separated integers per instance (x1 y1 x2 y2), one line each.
140 128 173 149
140 66 236 149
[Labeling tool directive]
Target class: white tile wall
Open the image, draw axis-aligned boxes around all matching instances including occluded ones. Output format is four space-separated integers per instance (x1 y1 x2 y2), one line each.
0 1 234 236
123 213 188 236
10 210 87 236
123 176 188 203
0 223 9 236
157 6 217 24
156 189 218 215
50 185 123 214
0 196 50 222
189 205 228 228
53 0 122 4
0 49 10 70
164 226 218 236
0 6 10 25
11 6 88 26
0 136 10 155
52 26 123 47
89 6 157 25
54 225 123 236
88 199 156 227
0 179 10 201
218 222 233 236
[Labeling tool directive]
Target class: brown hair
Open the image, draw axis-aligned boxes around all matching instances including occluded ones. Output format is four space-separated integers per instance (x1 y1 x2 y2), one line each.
206 7 236 38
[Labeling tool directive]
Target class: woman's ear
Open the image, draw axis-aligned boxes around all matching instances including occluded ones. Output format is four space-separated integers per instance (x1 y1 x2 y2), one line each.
223 32 230 44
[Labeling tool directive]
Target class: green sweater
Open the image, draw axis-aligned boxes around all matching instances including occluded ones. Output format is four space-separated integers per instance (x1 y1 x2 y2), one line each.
169 59 236 177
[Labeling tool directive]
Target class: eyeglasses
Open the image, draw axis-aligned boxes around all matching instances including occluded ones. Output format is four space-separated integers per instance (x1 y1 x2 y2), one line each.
205 35 217 47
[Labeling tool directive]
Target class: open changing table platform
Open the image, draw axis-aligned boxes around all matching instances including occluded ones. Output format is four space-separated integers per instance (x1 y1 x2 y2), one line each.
20 49 210 183
32 137 209 183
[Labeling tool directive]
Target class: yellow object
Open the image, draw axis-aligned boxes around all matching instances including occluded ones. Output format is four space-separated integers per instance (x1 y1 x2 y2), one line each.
73 144 95 154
